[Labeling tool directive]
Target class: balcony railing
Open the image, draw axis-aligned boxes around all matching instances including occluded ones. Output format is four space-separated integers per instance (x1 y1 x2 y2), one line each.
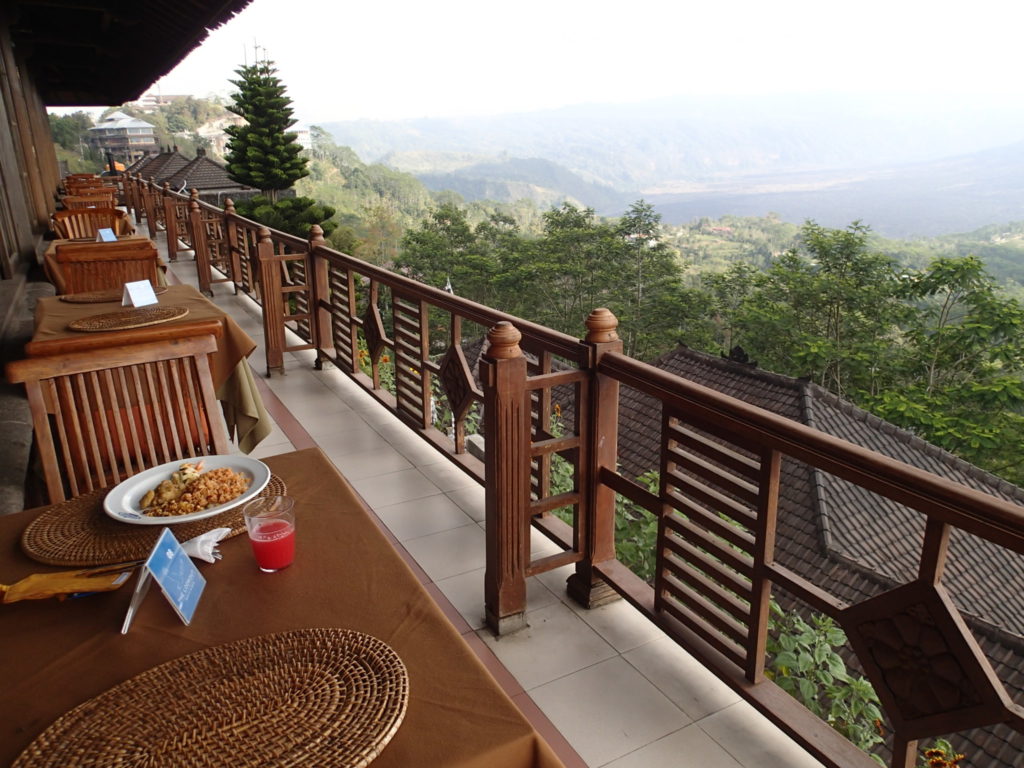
126 174 1024 768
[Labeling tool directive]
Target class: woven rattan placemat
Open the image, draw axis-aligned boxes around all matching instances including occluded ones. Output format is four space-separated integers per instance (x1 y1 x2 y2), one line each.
13 628 409 768
21 475 286 566
67 304 188 332
60 286 168 304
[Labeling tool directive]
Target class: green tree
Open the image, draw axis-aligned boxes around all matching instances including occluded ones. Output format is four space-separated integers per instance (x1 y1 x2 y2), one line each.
867 255 1024 482
224 59 308 200
726 222 905 397
233 195 336 239
396 203 516 307
358 198 404 266
48 111 93 151
616 200 711 359
502 203 625 335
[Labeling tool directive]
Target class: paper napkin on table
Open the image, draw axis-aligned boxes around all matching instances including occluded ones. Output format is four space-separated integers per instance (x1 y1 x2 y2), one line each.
181 528 231 563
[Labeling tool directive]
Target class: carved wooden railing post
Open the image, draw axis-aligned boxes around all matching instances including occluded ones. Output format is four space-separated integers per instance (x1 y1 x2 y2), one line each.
143 177 158 238
309 224 330 370
162 183 178 260
125 174 140 221
482 321 531 634
223 198 242 292
189 198 213 296
257 227 285 376
567 308 623 608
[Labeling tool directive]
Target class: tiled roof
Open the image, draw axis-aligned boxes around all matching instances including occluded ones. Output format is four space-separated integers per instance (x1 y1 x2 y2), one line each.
163 155 251 193
129 151 190 184
88 111 154 131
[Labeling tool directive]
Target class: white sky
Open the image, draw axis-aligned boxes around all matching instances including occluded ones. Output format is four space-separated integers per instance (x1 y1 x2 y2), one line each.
82 0 1024 122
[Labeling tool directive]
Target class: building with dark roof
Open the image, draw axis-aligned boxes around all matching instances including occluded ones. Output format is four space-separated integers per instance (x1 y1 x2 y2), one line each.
163 149 256 205
86 110 158 164
125 147 191 184
615 345 1024 766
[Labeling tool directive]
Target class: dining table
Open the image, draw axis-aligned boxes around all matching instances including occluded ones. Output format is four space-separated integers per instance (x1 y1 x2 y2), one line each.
0 447 565 767
27 283 271 453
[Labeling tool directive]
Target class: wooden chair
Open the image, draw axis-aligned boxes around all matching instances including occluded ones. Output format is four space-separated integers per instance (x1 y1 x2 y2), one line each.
65 178 104 191
62 193 117 209
54 239 159 294
6 335 229 503
52 208 133 239
61 174 100 192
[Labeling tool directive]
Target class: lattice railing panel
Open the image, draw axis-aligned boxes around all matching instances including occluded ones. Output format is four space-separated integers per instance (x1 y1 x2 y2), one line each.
654 407 769 672
391 290 430 427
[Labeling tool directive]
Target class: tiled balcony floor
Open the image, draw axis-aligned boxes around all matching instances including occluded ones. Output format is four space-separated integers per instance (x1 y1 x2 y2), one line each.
164 249 825 768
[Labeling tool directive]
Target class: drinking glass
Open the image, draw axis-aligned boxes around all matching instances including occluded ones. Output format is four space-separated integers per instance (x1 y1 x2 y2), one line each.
242 495 296 572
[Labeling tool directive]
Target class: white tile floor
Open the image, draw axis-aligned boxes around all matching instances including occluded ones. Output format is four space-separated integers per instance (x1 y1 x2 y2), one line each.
164 246 825 768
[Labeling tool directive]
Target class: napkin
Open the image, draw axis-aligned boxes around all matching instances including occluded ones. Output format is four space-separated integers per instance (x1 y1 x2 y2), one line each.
181 528 231 563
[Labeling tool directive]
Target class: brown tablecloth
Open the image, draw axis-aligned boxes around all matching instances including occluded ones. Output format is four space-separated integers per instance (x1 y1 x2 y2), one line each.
0 448 564 768
28 284 271 452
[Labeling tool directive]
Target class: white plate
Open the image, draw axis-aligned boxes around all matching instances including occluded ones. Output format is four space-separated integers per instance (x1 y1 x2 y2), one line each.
103 456 271 525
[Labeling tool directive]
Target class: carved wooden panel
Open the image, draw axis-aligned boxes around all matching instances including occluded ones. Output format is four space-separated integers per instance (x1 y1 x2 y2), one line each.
439 342 482 422
841 580 1011 740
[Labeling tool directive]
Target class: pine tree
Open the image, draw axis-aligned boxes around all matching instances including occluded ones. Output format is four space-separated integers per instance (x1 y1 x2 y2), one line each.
224 59 308 200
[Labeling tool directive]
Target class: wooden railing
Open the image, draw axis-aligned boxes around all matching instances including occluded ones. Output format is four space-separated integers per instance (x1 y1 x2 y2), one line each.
126 174 1024 768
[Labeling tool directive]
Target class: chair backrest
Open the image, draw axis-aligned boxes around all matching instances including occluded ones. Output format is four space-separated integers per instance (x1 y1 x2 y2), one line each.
54 239 159 294
62 193 117 209
65 178 105 191
52 208 132 239
6 335 230 503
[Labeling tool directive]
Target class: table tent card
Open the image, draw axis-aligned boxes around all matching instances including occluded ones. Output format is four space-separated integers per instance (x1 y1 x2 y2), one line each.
122 279 159 307
121 527 206 634
96 228 118 242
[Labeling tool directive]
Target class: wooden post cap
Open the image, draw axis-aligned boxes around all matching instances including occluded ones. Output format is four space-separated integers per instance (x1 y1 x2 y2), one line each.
162 181 170 190
224 198 235 213
309 224 325 245
585 308 619 343
189 199 200 211
189 188 199 199
486 321 523 359
257 226 273 243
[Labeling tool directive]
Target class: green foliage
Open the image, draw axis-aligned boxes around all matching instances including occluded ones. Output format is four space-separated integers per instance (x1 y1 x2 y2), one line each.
611 472 660 582
716 221 905 398
766 602 885 759
233 195 337 239
48 111 93 151
224 59 309 197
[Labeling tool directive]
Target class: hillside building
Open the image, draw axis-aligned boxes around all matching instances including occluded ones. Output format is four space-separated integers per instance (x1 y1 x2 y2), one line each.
86 110 158 164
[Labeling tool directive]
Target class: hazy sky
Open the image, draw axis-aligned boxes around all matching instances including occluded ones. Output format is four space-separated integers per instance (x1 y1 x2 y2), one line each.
142 0 1022 124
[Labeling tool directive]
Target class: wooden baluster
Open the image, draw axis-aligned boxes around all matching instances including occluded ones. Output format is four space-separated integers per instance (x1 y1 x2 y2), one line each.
144 177 158 238
257 227 285 376
567 308 623 608
126 173 140 221
919 517 951 585
746 447 781 682
224 199 241 292
482 321 531 634
309 224 330 370
162 183 177 260
189 198 213 296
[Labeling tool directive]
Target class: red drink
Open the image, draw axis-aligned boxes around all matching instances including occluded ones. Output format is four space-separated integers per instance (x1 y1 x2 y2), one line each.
248 519 295 572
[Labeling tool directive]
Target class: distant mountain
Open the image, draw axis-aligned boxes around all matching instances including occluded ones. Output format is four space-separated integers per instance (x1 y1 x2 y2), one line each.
648 141 1024 238
387 154 627 210
320 92 1024 235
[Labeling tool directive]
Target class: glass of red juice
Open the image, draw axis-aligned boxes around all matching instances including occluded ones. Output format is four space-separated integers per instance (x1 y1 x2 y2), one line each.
242 496 296 572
